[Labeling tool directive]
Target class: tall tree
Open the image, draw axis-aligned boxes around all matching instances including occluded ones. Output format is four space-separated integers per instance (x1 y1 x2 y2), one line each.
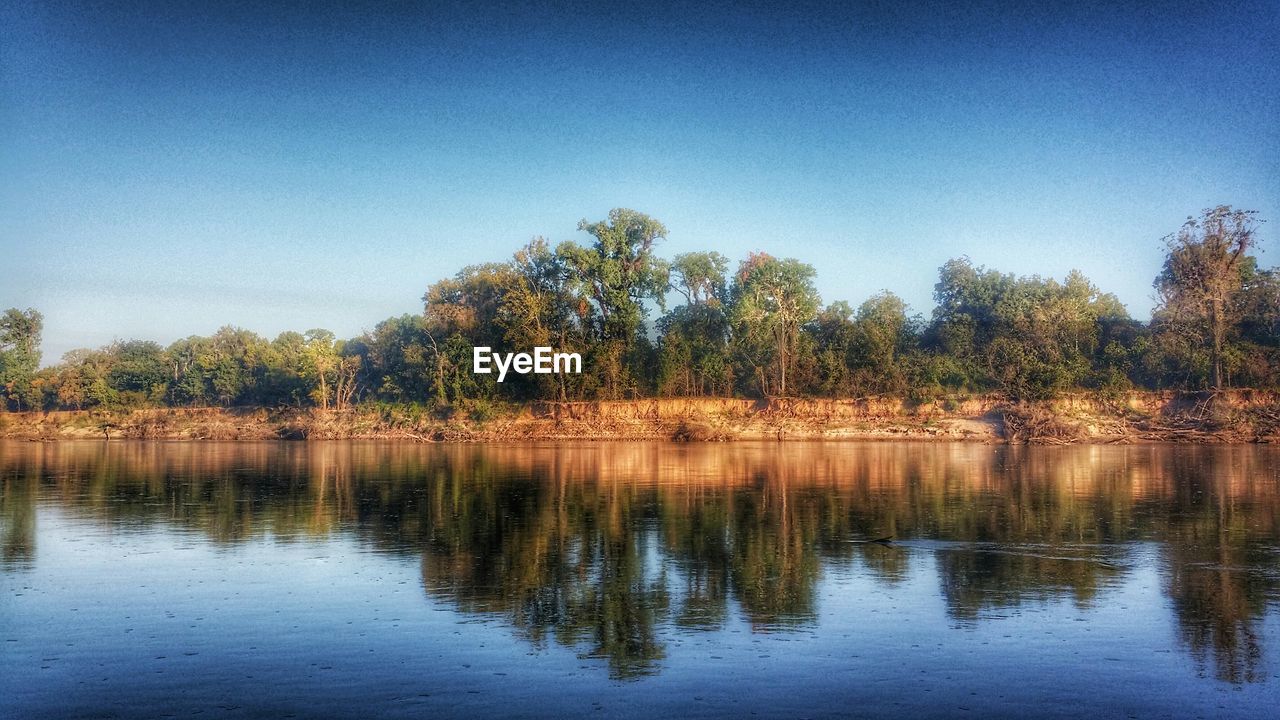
354 315 436 403
106 340 168 405
1154 206 1263 390
422 263 516 405
657 252 732 397
669 251 729 307
805 301 856 396
557 209 670 397
501 239 591 400
0 308 43 410
729 253 820 397
849 292 917 395
1235 267 1280 387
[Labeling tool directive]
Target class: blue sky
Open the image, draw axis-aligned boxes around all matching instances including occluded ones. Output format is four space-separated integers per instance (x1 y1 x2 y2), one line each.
3 0 1277 363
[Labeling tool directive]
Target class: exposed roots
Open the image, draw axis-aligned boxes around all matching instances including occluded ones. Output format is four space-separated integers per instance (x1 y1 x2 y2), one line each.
998 404 1084 445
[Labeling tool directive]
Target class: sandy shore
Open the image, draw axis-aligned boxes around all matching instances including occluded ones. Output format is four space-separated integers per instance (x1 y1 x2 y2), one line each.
2 391 1277 444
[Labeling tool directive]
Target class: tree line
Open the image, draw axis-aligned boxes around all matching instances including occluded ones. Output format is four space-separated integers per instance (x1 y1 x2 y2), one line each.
1 205 1275 413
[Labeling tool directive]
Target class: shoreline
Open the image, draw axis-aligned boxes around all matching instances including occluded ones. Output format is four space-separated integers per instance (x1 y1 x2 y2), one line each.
1 391 1277 444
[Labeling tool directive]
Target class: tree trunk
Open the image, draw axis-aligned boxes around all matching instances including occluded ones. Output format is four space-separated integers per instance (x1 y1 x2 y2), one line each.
1211 297 1224 391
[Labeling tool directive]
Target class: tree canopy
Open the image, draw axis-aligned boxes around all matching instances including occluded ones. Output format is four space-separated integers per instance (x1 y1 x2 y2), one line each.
5 205 1274 413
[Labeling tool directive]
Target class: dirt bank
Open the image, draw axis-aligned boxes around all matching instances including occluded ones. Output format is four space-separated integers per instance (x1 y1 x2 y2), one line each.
1 391 1277 444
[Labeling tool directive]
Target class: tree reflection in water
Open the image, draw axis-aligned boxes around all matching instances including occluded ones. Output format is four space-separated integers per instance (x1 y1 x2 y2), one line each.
1159 449 1275 684
0 441 1276 682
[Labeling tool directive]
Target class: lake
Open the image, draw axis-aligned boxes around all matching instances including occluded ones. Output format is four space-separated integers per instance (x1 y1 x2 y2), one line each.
2 441 1277 718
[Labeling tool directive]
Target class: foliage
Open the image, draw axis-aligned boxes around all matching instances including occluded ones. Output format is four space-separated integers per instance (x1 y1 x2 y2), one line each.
1152 206 1265 390
929 259 1133 399
728 253 820 397
8 204 1276 412
0 308 43 410
557 209 670 397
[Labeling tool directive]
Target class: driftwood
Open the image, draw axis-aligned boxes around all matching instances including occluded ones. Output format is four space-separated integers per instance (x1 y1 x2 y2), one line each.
999 405 1081 444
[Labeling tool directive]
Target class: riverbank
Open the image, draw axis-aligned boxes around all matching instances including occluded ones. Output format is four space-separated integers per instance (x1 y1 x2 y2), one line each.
2 391 1278 444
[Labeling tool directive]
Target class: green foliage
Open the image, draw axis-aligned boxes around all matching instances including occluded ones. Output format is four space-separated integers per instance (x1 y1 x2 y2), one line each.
849 293 918 395
656 304 732 396
106 341 168 404
557 209 670 397
729 253 821 397
928 259 1132 398
656 251 733 397
669 251 729 307
1152 206 1266 389
0 308 43 410
353 315 435 402
1235 268 1280 387
13 205 1278 410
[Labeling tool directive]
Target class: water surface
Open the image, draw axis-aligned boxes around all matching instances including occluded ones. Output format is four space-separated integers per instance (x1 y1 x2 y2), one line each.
2 441 1278 718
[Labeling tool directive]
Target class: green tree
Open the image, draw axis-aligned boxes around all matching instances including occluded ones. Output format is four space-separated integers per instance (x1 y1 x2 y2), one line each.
59 347 117 408
165 336 211 405
729 253 820 397
257 331 311 406
849 292 917 395
1153 206 1264 390
805 301 856 396
657 252 732 397
423 263 516 405
299 330 360 410
354 315 436 403
557 209 670 398
106 340 168 405
656 305 732 397
1235 268 1280 387
929 257 1014 390
0 308 43 410
499 239 593 400
930 259 1130 398
669 251 729 306
182 327 271 406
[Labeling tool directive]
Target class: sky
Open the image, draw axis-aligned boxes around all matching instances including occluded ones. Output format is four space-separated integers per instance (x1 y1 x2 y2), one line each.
2 0 1277 363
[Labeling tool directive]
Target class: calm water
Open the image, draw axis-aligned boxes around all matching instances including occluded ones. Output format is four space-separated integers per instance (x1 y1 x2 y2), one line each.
1 441 1278 719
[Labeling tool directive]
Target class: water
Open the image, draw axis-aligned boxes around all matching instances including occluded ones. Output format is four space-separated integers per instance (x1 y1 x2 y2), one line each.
1 441 1277 718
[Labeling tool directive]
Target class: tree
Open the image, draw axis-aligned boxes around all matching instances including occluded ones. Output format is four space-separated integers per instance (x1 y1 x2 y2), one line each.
206 327 270 405
354 315 436 403
929 259 1130 398
106 340 168 405
805 301 856 396
10 206 1279 409
557 209 670 397
669 251 729 307
1154 206 1263 390
729 253 820 397
158 327 271 407
928 257 1011 390
422 263 517 405
657 251 732 397
656 304 732 397
300 329 352 410
849 292 917 395
0 308 43 411
59 347 117 408
259 331 311 406
500 239 592 400
1235 268 1280 387
165 336 211 405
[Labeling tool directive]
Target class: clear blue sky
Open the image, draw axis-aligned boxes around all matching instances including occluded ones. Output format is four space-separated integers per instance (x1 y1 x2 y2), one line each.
3 0 1277 363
